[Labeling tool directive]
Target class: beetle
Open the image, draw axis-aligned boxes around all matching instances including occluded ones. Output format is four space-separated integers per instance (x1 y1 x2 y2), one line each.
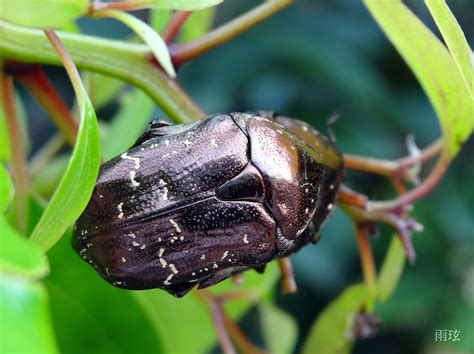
72 112 343 297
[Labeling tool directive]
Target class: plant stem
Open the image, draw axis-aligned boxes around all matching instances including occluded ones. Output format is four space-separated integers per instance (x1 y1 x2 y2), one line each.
1 74 28 233
15 65 78 145
343 139 442 180
277 257 297 294
368 150 451 213
170 1 293 66
355 224 377 310
0 19 203 123
162 11 192 44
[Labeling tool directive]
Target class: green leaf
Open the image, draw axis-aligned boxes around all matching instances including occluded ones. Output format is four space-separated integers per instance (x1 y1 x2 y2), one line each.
425 0 474 97
0 105 11 162
102 89 154 160
86 72 125 109
0 217 49 278
179 8 216 43
150 9 172 32
95 10 176 78
0 163 13 212
45 234 164 354
0 275 58 354
29 70 100 251
302 284 367 354
0 0 88 29
133 0 223 11
364 0 474 157
377 236 406 303
259 302 298 354
133 262 279 354
31 155 70 198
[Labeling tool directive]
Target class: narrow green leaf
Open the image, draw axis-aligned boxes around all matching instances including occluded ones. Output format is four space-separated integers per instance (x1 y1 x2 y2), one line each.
150 9 172 32
0 164 13 212
425 0 474 97
0 0 88 29
102 89 154 160
302 284 367 354
29 74 100 251
259 302 298 354
179 8 216 43
0 217 49 278
364 0 473 157
96 10 176 78
0 276 58 354
377 236 406 303
133 0 223 11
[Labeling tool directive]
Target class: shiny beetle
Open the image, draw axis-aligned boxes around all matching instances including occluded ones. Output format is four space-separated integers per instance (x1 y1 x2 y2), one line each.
72 112 343 297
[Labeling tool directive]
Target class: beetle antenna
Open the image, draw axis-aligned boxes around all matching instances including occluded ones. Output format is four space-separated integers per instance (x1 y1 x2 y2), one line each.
326 112 340 144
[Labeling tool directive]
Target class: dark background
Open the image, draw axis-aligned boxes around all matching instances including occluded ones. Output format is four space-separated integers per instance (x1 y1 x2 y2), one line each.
20 1 473 353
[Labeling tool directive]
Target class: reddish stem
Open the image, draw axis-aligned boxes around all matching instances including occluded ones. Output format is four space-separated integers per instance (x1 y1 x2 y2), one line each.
1 74 28 233
368 151 451 213
222 311 267 354
15 65 78 146
343 139 442 181
162 11 192 44
170 1 292 66
277 257 297 294
355 224 376 303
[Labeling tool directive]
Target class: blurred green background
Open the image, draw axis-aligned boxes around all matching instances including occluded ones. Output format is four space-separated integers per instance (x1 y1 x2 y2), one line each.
16 0 473 353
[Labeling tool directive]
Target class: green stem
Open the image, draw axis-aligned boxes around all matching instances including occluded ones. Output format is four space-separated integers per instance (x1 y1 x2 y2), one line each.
1 74 28 233
171 1 293 66
0 19 203 123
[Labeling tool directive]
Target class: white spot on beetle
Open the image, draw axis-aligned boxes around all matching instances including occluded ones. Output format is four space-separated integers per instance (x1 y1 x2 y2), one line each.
184 140 192 147
162 186 169 201
105 267 109 276
213 263 218 269
140 244 146 250
132 241 140 247
305 208 309 214
204 268 209 271
221 251 229 260
159 179 167 186
192 272 196 276
329 184 335 190
201 254 206 260
121 152 140 169
211 138 218 148
158 248 165 257
160 258 168 268
86 243 93 248
127 232 136 238
164 274 173 285
164 139 170 146
130 170 140 187
302 125 309 132
99 194 103 198
305 188 309 193
169 219 181 233
117 202 124 219
169 264 178 274
243 234 249 244
327 203 334 211
121 257 126 263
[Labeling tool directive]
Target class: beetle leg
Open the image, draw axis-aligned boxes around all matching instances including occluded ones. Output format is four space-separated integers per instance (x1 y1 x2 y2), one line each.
166 282 196 298
197 266 248 289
